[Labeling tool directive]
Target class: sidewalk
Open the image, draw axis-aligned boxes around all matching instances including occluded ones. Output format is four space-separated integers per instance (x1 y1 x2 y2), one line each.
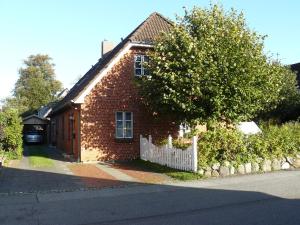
0 145 172 194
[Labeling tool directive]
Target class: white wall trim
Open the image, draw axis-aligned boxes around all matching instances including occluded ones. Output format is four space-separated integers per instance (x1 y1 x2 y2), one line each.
132 43 153 48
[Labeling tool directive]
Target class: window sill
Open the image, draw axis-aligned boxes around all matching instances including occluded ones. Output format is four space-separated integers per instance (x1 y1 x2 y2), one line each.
115 138 134 143
134 75 150 77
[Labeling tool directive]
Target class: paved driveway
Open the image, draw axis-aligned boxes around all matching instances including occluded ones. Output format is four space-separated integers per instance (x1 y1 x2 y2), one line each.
0 146 169 194
0 146 85 193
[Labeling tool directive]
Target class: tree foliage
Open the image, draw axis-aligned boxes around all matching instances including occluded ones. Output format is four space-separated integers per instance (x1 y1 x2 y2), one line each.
139 5 297 124
0 109 23 158
263 65 300 122
9 54 63 113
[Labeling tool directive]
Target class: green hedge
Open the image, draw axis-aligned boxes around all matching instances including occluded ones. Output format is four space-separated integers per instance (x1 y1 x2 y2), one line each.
198 122 300 168
0 109 23 159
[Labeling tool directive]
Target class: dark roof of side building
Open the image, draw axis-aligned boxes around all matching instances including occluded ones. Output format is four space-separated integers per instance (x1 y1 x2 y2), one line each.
290 63 300 74
290 62 300 85
51 12 173 114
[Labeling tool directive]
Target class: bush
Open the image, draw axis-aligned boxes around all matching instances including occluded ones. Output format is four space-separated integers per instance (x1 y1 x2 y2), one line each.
0 109 23 159
260 122 300 158
197 122 300 169
198 127 248 168
157 137 191 150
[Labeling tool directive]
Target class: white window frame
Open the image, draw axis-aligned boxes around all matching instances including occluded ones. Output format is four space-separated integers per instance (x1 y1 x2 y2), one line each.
134 54 149 76
179 123 191 137
115 112 133 139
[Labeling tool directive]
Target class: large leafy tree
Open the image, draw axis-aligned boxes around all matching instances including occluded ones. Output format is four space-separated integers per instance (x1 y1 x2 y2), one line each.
10 54 63 113
139 5 297 124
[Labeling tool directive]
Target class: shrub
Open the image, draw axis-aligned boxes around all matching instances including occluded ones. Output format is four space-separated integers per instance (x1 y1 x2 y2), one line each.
157 137 191 150
197 122 300 169
0 109 23 159
173 138 191 150
245 134 269 160
198 127 248 168
260 122 300 158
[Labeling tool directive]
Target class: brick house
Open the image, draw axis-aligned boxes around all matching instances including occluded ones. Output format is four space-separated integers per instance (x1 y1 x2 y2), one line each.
50 13 179 162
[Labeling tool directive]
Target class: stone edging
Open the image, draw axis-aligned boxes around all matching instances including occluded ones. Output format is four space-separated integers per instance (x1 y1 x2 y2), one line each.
198 156 300 177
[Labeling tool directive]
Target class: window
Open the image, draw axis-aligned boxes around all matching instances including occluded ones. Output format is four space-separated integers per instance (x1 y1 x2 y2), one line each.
116 112 133 139
134 55 149 76
179 123 191 138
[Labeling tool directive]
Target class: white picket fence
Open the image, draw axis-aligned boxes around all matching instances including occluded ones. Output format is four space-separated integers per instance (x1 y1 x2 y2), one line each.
140 135 198 172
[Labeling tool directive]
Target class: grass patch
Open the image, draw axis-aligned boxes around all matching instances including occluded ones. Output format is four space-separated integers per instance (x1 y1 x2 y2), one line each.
129 159 203 181
0 150 21 166
27 145 54 168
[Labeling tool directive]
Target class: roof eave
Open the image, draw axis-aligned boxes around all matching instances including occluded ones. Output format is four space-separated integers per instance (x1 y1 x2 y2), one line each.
130 42 154 48
73 42 153 104
22 114 47 122
49 101 73 117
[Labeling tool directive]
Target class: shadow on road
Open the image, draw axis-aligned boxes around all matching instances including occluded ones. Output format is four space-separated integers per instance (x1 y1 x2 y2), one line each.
0 166 139 194
23 144 72 162
0 165 300 225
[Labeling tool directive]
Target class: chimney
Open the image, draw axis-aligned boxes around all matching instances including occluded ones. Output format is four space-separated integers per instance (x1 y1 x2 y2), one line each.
101 40 115 57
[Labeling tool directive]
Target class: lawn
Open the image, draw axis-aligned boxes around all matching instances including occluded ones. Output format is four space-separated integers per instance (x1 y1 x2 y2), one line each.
129 159 203 181
27 145 54 168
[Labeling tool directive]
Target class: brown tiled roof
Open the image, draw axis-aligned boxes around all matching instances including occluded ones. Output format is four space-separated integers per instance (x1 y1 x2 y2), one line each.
129 12 173 44
51 12 173 114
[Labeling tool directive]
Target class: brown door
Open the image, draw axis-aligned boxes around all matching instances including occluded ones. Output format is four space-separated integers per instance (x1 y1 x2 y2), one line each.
51 121 57 145
70 114 74 155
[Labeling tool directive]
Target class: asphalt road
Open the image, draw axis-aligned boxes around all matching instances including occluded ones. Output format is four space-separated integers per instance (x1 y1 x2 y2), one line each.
1 170 300 225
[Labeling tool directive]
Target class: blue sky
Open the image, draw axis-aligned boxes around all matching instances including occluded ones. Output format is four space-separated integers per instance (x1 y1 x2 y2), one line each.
0 0 300 100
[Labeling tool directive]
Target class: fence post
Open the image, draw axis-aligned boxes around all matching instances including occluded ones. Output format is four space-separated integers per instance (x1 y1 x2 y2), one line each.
148 135 152 144
168 135 172 148
192 136 198 172
148 135 152 159
140 135 143 159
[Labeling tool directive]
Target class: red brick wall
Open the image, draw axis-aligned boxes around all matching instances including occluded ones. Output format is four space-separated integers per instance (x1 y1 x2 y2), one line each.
80 47 178 162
